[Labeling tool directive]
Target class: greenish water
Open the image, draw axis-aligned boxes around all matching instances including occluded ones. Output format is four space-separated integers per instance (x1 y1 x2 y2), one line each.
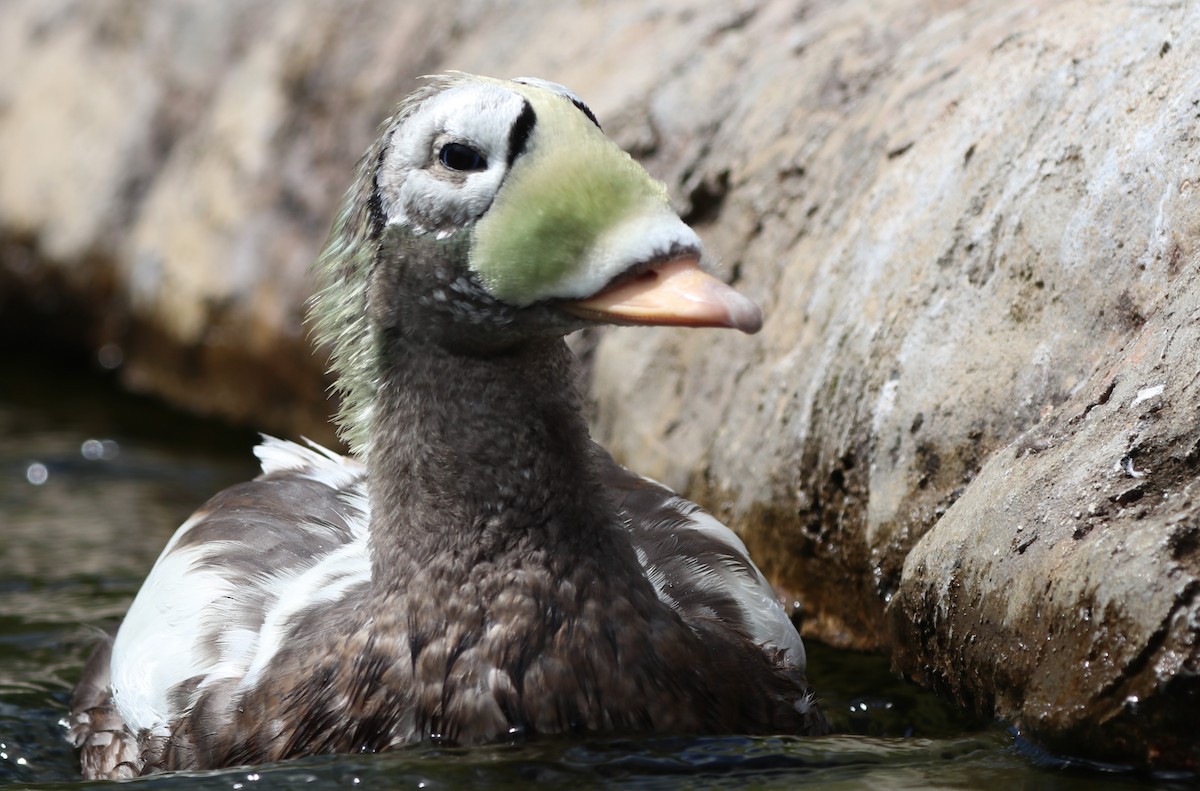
0 351 1185 789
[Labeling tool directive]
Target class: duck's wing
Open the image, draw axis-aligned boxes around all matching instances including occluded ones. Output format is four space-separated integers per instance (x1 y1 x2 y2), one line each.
598 450 807 672
98 437 371 750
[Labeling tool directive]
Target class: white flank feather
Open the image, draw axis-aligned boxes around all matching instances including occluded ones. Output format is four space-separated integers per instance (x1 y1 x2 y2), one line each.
237 537 371 691
110 541 241 731
660 497 806 670
111 437 372 733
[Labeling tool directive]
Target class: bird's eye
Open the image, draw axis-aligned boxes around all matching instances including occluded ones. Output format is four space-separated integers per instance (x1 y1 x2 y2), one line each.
439 142 488 172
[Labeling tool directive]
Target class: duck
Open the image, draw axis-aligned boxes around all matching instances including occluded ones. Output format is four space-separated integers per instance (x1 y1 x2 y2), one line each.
69 73 827 779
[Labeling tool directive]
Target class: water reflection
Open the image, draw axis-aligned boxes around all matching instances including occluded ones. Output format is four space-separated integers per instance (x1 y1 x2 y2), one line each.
0 352 258 584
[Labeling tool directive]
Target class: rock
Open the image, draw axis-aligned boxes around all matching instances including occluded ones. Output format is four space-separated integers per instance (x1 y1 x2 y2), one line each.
596 3 1200 769
891 282 1200 769
1 0 1197 770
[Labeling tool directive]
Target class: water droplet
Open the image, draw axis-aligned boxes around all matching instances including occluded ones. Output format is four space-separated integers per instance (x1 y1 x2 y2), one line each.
97 343 124 370
25 463 48 485
81 439 120 461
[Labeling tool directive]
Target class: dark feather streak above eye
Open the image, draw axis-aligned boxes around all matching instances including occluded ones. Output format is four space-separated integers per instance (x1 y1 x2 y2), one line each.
506 101 537 167
439 142 488 172
571 98 601 130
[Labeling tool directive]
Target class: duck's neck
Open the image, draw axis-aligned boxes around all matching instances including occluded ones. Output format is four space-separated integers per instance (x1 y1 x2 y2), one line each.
363 334 610 584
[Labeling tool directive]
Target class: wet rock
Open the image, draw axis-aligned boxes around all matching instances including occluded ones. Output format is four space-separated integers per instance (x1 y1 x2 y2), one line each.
890 262 1200 771
1 0 1198 770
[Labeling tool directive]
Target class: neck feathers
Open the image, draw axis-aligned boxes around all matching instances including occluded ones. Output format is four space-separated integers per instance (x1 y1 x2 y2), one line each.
365 337 612 576
308 85 447 459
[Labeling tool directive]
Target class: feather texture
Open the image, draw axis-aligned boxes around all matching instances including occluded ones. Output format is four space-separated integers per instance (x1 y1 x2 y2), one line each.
108 438 371 738
74 437 821 777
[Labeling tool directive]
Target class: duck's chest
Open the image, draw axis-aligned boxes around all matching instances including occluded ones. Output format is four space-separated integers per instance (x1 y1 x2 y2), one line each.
193 555 696 765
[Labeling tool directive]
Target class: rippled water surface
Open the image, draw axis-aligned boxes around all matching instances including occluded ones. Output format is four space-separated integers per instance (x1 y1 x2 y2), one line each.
0 352 1186 789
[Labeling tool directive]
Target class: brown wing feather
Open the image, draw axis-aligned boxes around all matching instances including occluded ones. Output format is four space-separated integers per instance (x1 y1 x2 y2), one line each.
69 635 143 779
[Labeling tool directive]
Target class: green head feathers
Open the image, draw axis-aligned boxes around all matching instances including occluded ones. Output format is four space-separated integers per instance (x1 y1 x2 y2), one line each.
470 85 675 305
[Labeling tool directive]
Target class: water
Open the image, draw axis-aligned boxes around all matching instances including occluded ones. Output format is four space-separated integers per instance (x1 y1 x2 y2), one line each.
0 351 1185 789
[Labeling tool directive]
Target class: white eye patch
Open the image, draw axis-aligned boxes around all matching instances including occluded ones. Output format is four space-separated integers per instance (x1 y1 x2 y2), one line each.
376 83 529 234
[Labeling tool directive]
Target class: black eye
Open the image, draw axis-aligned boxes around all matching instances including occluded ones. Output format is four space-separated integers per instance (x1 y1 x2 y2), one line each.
439 142 488 172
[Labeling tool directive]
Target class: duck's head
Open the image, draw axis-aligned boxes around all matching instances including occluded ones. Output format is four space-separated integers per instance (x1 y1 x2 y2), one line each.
311 73 762 453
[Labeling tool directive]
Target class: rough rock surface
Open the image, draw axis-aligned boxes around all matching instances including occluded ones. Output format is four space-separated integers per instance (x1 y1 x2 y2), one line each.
1 0 1197 771
891 262 1200 770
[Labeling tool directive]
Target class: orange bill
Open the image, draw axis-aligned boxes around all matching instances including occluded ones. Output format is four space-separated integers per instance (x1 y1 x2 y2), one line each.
561 258 764 334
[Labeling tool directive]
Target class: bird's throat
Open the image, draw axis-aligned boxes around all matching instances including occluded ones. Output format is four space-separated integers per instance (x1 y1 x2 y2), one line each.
364 336 610 583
